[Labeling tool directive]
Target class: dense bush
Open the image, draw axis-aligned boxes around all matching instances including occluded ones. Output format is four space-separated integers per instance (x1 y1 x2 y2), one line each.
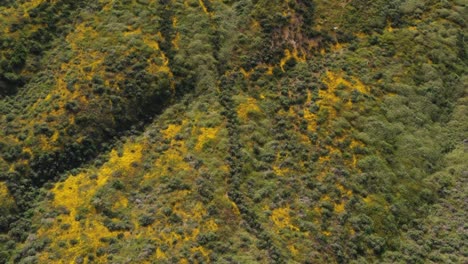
0 0 466 263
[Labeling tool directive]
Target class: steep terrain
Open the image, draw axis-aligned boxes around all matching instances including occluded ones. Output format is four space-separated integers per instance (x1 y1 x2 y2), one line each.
0 0 466 263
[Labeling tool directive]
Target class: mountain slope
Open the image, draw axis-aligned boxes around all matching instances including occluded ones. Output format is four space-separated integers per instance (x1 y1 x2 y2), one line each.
0 0 466 263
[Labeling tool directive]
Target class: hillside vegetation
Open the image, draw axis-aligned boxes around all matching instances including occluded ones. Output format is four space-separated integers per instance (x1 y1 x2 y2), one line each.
0 0 466 263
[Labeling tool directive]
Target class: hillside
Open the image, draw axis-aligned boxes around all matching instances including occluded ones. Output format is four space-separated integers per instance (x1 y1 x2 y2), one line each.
0 0 467 263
